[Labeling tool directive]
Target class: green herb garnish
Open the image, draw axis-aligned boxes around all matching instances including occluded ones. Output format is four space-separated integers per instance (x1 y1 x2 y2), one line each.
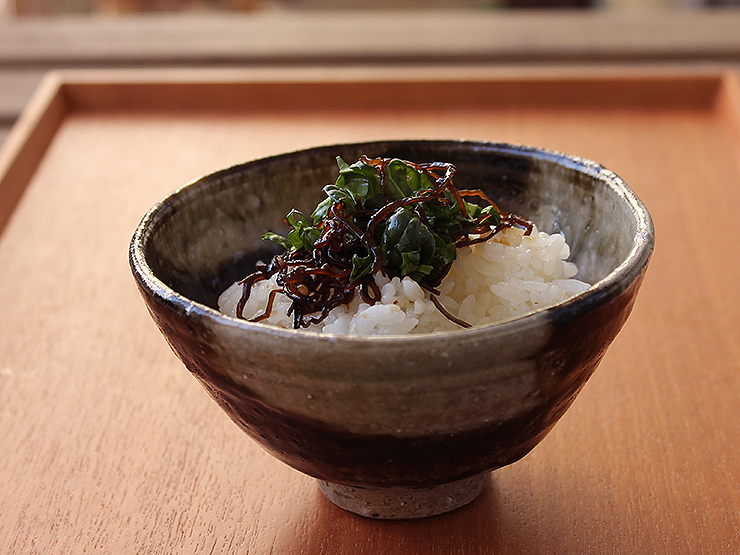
236 155 532 329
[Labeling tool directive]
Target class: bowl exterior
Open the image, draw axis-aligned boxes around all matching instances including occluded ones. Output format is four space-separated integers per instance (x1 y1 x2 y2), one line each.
131 140 654 488
135 270 645 487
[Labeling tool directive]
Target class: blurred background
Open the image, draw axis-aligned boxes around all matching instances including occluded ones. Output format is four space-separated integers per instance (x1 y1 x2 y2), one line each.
2 0 739 15
1 0 739 149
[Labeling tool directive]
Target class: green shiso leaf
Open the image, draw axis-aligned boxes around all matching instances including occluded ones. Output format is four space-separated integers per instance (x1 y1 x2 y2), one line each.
385 158 430 198
480 204 502 226
262 156 504 286
379 207 436 279
261 231 293 251
279 209 321 251
239 155 533 329
349 249 375 282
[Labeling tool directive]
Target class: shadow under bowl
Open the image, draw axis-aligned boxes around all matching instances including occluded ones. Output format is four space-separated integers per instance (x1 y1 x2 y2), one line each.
130 140 654 519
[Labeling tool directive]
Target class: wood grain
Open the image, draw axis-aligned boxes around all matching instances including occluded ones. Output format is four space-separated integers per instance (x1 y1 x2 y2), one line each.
0 73 65 236
1 68 739 554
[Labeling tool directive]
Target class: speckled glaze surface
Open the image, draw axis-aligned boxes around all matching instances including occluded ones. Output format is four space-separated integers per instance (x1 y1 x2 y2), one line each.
130 140 654 518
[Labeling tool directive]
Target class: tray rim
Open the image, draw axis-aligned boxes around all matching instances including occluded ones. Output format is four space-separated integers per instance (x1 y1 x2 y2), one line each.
1 66 739 237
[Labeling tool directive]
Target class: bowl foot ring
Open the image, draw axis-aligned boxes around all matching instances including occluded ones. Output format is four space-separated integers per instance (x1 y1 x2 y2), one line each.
317 471 490 519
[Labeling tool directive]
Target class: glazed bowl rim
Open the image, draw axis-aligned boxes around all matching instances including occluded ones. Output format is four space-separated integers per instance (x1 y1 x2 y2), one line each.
129 139 654 343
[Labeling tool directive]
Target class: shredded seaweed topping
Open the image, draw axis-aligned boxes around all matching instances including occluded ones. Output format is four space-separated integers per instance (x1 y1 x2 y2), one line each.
235 155 532 329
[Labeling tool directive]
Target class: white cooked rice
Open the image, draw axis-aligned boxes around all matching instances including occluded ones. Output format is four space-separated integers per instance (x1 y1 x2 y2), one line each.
218 226 590 335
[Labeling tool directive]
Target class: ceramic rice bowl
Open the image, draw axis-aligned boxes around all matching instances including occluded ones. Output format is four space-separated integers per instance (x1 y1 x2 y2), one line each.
129 140 654 519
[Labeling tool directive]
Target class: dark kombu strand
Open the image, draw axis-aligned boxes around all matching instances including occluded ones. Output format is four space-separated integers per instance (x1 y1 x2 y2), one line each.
235 156 532 329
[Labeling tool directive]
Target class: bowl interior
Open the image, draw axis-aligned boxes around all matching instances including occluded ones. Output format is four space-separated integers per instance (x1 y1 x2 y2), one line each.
140 140 646 314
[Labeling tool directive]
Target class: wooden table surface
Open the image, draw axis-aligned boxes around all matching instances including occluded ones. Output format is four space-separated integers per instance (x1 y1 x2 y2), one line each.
0 66 739 553
2 9 740 553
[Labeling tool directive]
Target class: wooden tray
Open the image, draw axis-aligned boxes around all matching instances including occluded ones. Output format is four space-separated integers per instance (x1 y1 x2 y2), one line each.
1 67 739 554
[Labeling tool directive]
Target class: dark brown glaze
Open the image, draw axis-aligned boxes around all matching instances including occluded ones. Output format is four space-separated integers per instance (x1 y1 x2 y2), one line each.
136 263 647 488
